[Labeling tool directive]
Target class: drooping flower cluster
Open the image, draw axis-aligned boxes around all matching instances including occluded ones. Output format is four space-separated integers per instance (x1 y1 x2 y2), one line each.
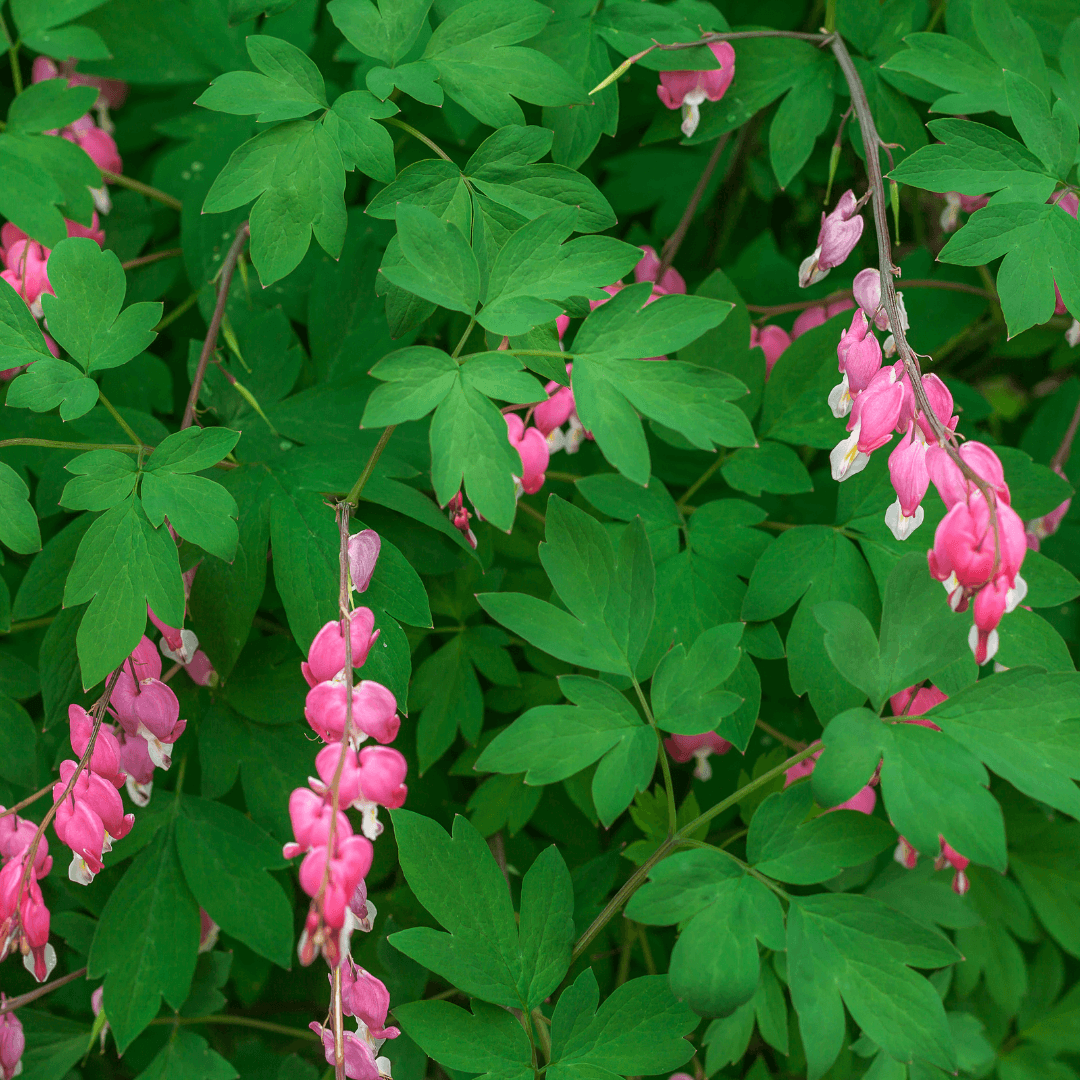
0 800 54 983
798 190 865 288
0 1002 24 1080
656 42 736 139
889 685 970 894
1026 465 1071 551
288 528 403 1079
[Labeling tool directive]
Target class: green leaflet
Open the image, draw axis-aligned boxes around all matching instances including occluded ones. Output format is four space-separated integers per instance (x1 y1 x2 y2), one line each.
88 825 201 1051
0 695 37 785
721 441 814 498
625 848 785 1016
787 892 960 1079
478 494 655 676
812 707 1007 871
9 0 111 61
649 622 744 734
389 811 574 1010
0 460 42 554
0 274 54 370
6 79 98 135
134 1029 238 1080
411 634 484 772
813 554 971 711
769 61 835 190
746 782 896 884
475 674 656 826
328 0 433 68
63 495 186 688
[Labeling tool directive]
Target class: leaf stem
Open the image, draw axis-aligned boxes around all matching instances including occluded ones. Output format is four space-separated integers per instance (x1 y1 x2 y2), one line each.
0 967 86 1014
676 453 726 508
630 674 676 836
345 426 396 507
1050 393 1080 473
149 1015 320 1040
0 439 139 452
154 292 199 332
744 279 993 317
96 391 144 446
1 13 21 95
121 248 183 271
99 171 183 211
382 117 453 162
0 781 57 817
755 718 805 751
181 222 249 430
451 317 476 360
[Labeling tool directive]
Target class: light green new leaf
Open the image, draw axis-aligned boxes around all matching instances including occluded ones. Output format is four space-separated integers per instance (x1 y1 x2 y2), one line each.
460 353 546 403
175 796 293 968
381 203 479 316
747 782 896 884
87 827 201 1052
549 969 697 1075
650 622 743 734
938 199 1080 337
323 91 398 183
924 668 1080 820
812 707 1006 871
63 495 186 687
329 0 433 67
141 472 239 562
60 450 139 512
394 999 532 1080
429 379 521 531
787 893 960 1079
475 675 655 826
203 121 346 285
389 811 574 1009
196 35 328 123
422 0 584 129
39 238 161 372
0 461 42 554
5 358 99 419
626 849 784 1017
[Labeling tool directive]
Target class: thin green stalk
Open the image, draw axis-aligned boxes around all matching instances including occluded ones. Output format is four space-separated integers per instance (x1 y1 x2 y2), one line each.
0 439 138 452
503 349 575 360
383 117 453 162
155 291 199 331
97 391 144 446
149 1015 319 1040
1 12 22 95
345 426 396 506
451 318 477 359
630 674 676 835
3 617 55 634
677 454 726 508
99 171 182 211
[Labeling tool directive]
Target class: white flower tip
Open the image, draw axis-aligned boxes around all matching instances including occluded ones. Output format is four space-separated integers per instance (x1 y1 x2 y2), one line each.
68 854 95 886
1005 574 1027 613
969 624 999 665
680 100 701 138
828 377 852 418
125 776 152 807
691 748 713 782
830 429 869 482
24 943 57 982
884 499 923 541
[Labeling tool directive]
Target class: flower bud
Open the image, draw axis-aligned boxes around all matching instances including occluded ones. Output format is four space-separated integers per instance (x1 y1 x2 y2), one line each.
348 530 381 594
799 190 864 287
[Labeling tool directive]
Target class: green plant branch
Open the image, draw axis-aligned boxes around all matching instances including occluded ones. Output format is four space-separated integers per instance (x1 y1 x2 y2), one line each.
745 278 994 318
451 317 477 359
0 780 56 817
121 248 183 271
0 967 86 1014
677 454 726 508
345 425 396 506
97 391 144 446
99 171 183 211
630 674 676 835
155 292 199 332
149 1015 320 1040
0 439 139 452
383 117 453 162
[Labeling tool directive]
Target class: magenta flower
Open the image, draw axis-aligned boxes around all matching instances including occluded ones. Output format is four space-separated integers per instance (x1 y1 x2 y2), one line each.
339 958 401 1040
935 840 970 895
885 426 931 541
304 680 399 745
829 309 882 418
297 833 373 929
1052 192 1078 315
1026 465 1071 550
939 192 988 233
506 413 550 496
284 787 352 859
656 42 736 138
890 684 947 718
791 297 854 339
68 705 126 789
446 491 478 549
302 609 381 688
348 529 381 594
664 731 732 781
310 1022 386 1080
534 383 576 437
116 729 155 806
925 442 1010 511
0 1003 24 1080
831 366 904 481
750 324 791 380
1 238 53 318
52 760 134 883
799 189 864 288
357 746 409 809
634 245 686 296
783 745 877 814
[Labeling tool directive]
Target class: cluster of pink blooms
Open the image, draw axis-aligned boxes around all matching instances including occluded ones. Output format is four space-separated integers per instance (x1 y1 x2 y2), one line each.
288 530 405 1080
0 797 54 984
446 247 686 547
0 60 126 381
751 297 856 381
656 42 736 138
0 1002 23 1080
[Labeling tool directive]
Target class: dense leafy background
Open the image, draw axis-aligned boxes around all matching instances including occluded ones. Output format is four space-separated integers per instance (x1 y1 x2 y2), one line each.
2 1 1080 1080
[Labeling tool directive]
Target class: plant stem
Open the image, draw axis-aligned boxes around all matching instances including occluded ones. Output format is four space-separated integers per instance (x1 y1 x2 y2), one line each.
451 317 476 359
755 718 805 751
0 967 86 1013
99 171 183 211
0 781 57 818
121 248 183 271
1050 394 1080 473
655 133 730 286
630 675 676 835
0 439 138 452
383 117 453 162
155 292 199 332
97 391 144 446
181 223 249 429
150 1015 320 1040
1 13 21 95
517 500 546 526
744 278 994 317
677 454 726 508
345 426 396 506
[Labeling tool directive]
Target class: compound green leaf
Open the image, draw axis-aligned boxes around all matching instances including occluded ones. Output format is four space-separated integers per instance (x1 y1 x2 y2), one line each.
650 622 743 734
0 460 42 554
323 91 398 183
59 449 139 512
0 274 54 369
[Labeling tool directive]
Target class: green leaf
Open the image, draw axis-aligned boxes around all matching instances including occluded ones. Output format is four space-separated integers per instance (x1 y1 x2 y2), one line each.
196 35 328 123
0 460 42 554
328 0 433 67
430 378 521 531
144 427 241 473
787 892 960 1079
141 472 239 562
382 203 479 315
175 795 293 968
203 121 346 285
812 707 1006 871
5 358 100 420
422 0 584 129
889 119 1057 203
1004 71 1078 178
412 635 483 772
88 826 201 1051
747 782 896 884
742 526 879 722
39 238 162 372
475 674 655 826
389 811 574 1009
650 622 744 734
0 273 54 369
1022 549 1080 608
924 669 1080 820
393 999 532 1080
59 450 139 512
769 62 834 189
721 441 814 497
135 1029 238 1080
323 91 399 183
548 970 697 1075
63 495 185 687
0 694 37 785
6 79 98 134
938 199 1080 337
815 554 970 710
13 513 92 619
881 33 1009 115
626 848 784 1017
362 346 458 426
0 139 68 247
